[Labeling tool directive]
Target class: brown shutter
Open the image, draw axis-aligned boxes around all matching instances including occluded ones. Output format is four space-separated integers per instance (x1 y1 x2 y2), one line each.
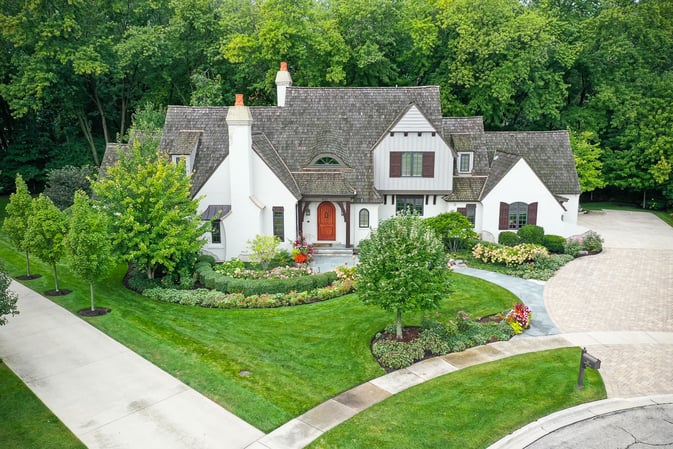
528 202 538 225
499 202 509 230
390 152 402 177
457 207 467 216
422 152 435 177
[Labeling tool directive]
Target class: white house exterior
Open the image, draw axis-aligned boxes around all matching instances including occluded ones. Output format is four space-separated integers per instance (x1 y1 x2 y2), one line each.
113 63 583 261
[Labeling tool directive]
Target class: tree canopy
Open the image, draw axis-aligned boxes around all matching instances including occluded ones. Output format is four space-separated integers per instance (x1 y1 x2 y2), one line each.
1 0 671 204
2 174 35 277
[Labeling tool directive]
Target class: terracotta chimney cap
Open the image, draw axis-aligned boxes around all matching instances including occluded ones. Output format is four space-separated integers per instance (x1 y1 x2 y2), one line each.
235 93 244 106
280 61 288 71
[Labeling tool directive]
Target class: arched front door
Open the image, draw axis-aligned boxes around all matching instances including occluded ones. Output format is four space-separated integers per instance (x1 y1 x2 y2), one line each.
317 201 336 241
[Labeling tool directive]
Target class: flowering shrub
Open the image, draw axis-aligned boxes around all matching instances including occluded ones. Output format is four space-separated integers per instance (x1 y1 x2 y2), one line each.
582 231 604 253
213 264 315 280
505 303 532 334
143 278 354 309
472 242 548 266
292 237 314 263
335 264 357 281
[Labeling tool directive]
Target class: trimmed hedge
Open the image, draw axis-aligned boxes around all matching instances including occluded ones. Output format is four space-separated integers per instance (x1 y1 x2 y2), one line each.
517 225 545 244
195 261 338 295
542 234 566 253
498 231 520 246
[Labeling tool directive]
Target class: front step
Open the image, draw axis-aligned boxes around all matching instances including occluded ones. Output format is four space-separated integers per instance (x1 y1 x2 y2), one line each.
312 247 354 257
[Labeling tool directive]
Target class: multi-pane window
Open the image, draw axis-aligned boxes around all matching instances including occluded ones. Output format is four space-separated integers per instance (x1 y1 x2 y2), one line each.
458 204 476 225
172 155 191 174
211 220 222 244
458 152 473 173
314 156 339 166
401 152 423 177
508 202 528 229
396 195 424 215
272 206 284 240
389 152 435 178
359 208 370 228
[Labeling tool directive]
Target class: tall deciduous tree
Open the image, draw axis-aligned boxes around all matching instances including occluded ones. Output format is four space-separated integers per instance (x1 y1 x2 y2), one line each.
356 213 451 339
92 137 207 279
66 190 114 311
569 130 605 194
27 194 69 293
2 174 36 278
0 263 19 326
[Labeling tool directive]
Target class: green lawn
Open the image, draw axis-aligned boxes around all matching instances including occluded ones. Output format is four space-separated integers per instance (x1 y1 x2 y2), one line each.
582 201 673 227
0 231 518 432
309 348 606 449
0 362 86 449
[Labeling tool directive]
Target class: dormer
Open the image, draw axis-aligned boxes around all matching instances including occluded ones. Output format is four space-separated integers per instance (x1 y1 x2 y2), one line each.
170 130 202 174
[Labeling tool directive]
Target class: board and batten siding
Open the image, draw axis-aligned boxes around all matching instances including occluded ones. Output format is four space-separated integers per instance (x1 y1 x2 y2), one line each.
373 135 453 192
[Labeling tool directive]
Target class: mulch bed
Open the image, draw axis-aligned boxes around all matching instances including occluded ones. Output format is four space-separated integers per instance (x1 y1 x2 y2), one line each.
16 274 42 280
77 307 112 317
44 289 72 296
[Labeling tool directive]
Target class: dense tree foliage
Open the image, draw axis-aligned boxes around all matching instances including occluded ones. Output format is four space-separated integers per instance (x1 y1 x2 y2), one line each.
43 165 97 210
1 0 671 205
27 194 69 292
66 190 114 311
2 174 35 277
356 213 450 339
0 262 19 326
92 137 207 279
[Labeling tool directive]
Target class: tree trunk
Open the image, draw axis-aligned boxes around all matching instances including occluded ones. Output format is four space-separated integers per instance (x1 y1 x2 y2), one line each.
52 264 60 292
77 114 100 166
90 282 95 311
396 309 403 340
146 265 155 280
92 82 110 145
25 250 31 277
642 190 647 209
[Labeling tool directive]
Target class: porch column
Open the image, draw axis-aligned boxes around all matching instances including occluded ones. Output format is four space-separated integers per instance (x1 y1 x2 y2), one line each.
336 201 352 248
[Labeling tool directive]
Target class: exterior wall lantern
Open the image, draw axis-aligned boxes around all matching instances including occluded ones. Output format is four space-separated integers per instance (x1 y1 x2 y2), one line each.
576 347 601 390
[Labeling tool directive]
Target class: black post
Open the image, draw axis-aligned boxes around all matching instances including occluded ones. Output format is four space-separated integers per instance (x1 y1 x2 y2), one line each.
577 347 587 390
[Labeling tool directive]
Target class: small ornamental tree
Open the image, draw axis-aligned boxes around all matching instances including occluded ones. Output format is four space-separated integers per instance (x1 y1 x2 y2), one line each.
66 191 115 311
2 174 35 278
27 194 69 293
425 212 478 252
92 139 207 279
0 263 19 326
356 213 451 339
247 235 281 269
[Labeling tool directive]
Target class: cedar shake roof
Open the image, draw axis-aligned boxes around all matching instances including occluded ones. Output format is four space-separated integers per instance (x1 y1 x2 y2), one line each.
481 131 581 197
443 177 487 201
144 82 579 206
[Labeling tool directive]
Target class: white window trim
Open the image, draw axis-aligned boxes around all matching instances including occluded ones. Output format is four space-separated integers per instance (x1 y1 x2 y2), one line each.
172 155 191 174
457 152 473 174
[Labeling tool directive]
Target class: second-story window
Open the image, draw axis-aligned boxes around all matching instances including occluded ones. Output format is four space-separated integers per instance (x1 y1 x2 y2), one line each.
457 152 473 173
390 152 434 178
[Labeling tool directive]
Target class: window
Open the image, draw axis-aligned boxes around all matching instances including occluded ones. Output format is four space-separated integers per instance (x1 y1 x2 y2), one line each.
359 209 370 228
314 156 340 166
499 202 538 230
272 206 284 240
457 152 473 173
457 204 476 225
172 155 191 174
211 220 222 244
396 195 424 215
390 152 435 178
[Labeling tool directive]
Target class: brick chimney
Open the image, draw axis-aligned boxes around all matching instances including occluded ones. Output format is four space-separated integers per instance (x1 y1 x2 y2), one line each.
275 62 292 107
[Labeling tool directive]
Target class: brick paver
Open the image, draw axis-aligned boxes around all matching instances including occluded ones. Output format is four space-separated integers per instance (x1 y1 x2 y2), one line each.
545 210 673 398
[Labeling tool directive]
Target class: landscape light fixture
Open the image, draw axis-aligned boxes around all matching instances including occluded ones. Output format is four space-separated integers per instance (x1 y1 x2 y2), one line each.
576 347 601 390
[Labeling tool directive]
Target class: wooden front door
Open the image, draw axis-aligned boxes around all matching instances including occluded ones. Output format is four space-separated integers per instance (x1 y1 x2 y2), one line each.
317 202 336 241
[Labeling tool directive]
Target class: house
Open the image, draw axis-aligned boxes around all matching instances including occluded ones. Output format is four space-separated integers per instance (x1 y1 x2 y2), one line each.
152 63 582 261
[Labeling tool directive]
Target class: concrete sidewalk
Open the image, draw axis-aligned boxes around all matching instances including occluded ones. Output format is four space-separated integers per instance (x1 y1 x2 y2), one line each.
0 281 264 449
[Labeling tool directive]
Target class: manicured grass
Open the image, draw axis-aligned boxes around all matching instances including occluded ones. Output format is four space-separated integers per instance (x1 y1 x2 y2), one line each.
0 362 86 449
0 234 518 432
582 201 673 228
309 348 606 449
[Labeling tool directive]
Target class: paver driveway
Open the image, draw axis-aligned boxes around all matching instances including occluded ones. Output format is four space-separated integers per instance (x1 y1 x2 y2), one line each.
545 210 673 397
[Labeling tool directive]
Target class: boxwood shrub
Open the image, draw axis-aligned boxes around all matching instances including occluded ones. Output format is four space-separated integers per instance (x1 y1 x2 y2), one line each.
542 234 566 253
498 231 520 246
517 225 545 244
